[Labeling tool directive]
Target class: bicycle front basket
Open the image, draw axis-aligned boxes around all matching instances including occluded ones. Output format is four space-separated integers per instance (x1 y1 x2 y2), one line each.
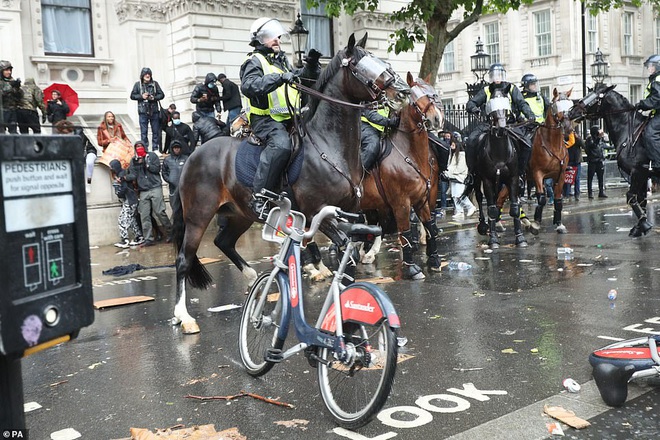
262 207 307 243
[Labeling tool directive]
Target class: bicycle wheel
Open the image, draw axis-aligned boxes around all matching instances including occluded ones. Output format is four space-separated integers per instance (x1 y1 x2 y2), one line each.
238 272 284 377
317 319 398 429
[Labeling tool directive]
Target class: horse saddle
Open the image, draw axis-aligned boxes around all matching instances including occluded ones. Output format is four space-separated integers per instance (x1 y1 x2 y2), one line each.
375 136 394 166
235 134 304 189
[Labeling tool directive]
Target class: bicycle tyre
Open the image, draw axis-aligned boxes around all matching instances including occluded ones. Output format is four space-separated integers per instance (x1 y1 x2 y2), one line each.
317 319 398 429
238 272 285 377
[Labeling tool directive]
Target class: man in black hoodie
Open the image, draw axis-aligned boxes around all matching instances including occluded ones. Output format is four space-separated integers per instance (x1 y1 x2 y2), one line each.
130 67 165 154
217 73 242 125
190 72 221 119
192 111 226 146
240 17 322 219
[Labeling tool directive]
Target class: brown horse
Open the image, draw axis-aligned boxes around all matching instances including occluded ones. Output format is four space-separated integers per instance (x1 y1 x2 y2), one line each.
170 34 410 333
359 73 443 279
527 88 574 234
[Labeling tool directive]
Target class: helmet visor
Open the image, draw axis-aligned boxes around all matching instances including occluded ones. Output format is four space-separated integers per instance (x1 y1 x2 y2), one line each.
489 68 506 83
256 19 290 44
410 83 438 102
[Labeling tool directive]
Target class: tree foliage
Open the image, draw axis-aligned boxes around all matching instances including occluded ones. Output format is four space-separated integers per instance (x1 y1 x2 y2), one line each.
308 0 660 86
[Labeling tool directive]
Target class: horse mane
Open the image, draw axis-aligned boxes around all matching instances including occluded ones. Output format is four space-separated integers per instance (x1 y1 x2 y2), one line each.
305 51 344 121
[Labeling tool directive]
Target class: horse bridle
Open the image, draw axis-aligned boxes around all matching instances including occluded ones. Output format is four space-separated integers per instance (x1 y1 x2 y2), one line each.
408 83 442 131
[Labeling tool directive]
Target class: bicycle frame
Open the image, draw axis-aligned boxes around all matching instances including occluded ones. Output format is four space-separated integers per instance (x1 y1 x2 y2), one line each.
250 202 400 364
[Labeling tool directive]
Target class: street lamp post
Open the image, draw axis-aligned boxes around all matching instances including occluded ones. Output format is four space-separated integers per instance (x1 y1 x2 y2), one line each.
290 13 309 69
591 48 609 88
466 37 491 98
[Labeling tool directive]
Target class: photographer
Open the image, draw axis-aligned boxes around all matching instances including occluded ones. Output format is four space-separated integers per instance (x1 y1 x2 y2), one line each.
130 67 165 155
1 60 23 134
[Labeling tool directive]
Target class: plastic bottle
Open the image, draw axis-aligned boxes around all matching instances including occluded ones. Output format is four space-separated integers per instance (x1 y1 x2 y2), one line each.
608 289 618 301
556 247 573 254
448 261 472 271
562 378 581 393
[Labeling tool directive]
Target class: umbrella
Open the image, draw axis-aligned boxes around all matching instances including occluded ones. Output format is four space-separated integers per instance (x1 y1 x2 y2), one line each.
43 83 79 117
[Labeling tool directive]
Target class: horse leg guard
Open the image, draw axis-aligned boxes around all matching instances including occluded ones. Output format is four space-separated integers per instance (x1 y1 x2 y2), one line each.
630 200 653 237
552 198 563 226
409 211 421 251
401 229 424 279
534 192 546 223
422 220 441 271
487 205 500 248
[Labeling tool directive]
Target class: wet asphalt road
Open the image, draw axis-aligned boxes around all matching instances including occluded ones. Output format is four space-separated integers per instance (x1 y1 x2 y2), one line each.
18 190 660 439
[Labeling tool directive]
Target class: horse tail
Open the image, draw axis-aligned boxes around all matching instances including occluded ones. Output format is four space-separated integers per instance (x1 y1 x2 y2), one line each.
171 187 213 290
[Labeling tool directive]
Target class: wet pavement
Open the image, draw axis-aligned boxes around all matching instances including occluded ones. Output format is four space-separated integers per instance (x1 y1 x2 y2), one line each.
17 187 660 439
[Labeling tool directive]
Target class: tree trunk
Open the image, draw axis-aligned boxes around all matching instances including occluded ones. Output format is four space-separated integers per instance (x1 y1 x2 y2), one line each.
420 11 450 87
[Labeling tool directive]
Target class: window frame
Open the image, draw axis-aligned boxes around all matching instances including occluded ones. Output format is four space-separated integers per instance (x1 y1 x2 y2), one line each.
441 40 455 73
42 0 94 57
622 11 634 56
533 9 552 58
301 2 333 60
484 22 500 64
587 14 598 54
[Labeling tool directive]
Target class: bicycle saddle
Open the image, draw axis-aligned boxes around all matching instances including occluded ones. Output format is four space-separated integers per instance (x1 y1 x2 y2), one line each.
338 222 382 241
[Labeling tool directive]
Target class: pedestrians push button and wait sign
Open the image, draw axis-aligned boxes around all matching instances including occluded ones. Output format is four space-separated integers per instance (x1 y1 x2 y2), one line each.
0 135 94 357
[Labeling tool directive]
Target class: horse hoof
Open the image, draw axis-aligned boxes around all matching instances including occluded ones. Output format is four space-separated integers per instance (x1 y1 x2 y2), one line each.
516 239 528 247
427 255 442 271
403 264 424 280
641 220 653 235
489 240 500 250
530 222 541 236
181 321 201 334
556 224 568 234
477 222 489 235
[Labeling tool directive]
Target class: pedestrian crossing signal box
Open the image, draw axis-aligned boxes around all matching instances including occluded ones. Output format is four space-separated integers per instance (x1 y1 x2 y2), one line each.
0 135 94 357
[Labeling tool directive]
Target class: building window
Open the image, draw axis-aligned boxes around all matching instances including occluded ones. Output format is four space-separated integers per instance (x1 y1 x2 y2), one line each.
484 22 500 64
301 2 333 59
441 98 453 108
534 10 552 57
540 85 550 99
42 0 93 56
623 12 634 56
441 40 455 72
630 84 641 104
655 18 660 54
587 14 598 54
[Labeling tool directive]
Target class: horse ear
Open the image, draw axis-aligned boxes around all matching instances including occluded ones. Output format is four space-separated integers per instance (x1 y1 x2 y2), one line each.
356 33 368 48
407 72 414 87
553 88 559 99
347 34 356 54
566 87 573 98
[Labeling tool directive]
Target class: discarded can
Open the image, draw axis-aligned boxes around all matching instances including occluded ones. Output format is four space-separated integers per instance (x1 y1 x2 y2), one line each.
562 378 581 393
608 289 618 301
557 247 573 254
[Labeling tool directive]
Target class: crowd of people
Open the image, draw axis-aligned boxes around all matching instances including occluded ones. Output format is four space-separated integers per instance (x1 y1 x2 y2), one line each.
5 42 660 248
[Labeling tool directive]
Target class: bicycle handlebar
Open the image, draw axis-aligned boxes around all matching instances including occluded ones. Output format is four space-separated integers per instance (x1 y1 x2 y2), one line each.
259 190 362 240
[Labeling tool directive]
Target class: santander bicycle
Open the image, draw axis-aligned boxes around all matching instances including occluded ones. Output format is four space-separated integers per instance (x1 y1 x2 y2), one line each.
590 335 660 407
238 191 400 429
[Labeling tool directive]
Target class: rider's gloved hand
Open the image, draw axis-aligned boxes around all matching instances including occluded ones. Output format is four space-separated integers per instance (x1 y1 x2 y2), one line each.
527 116 536 123
469 107 480 116
387 116 400 127
634 102 644 111
281 72 298 85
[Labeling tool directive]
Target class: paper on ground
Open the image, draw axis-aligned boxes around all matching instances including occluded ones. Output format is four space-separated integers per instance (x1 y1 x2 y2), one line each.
208 303 242 313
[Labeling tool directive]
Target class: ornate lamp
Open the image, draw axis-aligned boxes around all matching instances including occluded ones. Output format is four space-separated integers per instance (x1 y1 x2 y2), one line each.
591 48 609 86
290 13 309 68
466 37 491 98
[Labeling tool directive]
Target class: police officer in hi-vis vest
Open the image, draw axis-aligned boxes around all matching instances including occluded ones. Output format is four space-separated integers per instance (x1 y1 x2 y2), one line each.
635 54 660 169
360 107 400 171
240 17 322 219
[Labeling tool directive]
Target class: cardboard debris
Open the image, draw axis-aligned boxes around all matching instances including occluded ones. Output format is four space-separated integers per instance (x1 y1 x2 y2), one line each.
543 405 591 429
50 428 82 440
208 304 242 313
199 257 221 265
94 296 155 309
126 425 245 440
356 276 395 284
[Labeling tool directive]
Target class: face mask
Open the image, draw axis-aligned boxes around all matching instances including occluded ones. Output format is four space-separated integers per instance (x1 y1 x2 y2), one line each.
173 119 181 125
208 82 216 89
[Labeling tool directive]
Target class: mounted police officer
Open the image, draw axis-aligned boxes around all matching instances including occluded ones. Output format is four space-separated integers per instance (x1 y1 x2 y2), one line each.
360 107 400 171
635 54 660 169
520 73 550 123
240 17 322 219
464 63 535 185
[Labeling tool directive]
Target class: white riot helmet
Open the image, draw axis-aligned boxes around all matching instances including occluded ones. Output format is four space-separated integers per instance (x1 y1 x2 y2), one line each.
249 18 290 47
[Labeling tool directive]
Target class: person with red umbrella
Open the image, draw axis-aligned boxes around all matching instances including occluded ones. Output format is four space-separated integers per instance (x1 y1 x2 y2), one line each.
46 89 70 126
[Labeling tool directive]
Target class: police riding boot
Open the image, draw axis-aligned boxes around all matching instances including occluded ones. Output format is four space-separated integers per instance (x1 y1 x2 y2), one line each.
250 192 268 221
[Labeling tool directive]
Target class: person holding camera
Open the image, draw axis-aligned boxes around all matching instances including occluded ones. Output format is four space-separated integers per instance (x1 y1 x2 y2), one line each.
130 67 165 155
1 60 23 134
190 73 220 119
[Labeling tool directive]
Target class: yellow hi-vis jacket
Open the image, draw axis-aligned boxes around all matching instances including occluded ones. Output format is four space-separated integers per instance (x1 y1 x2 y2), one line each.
245 53 300 122
361 107 390 132
525 96 546 123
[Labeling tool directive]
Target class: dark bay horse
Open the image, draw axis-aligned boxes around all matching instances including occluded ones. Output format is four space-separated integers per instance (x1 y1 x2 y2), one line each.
359 73 443 279
526 88 573 234
568 84 653 237
473 92 527 249
171 34 410 333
